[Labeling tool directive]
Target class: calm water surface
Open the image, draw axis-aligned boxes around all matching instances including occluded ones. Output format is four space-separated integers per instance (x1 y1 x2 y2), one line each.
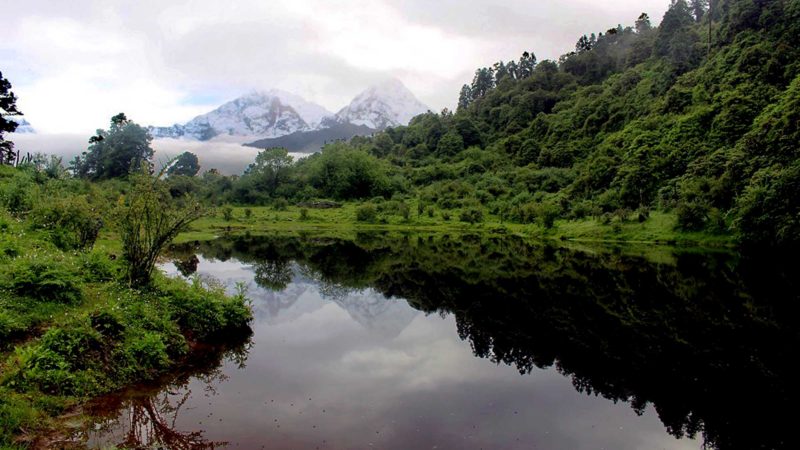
83 233 798 450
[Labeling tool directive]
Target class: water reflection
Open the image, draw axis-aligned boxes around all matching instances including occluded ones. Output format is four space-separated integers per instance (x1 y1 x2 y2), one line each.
87 233 797 449
84 337 251 449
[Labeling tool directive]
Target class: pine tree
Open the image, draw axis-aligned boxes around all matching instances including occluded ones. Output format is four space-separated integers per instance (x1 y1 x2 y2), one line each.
470 68 495 100
494 61 511 83
635 13 653 33
655 0 695 57
690 0 708 22
0 71 23 165
506 60 519 80
576 35 592 53
457 84 473 111
518 51 537 79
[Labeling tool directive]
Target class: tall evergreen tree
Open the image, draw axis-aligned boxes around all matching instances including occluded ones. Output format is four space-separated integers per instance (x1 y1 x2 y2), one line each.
654 0 695 57
494 61 511 83
506 60 520 80
635 13 653 33
576 35 593 53
690 0 708 22
518 51 537 79
457 84 473 111
470 68 495 100
0 71 22 165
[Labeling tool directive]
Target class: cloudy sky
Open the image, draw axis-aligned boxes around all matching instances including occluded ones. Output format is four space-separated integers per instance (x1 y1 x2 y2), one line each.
3 0 669 135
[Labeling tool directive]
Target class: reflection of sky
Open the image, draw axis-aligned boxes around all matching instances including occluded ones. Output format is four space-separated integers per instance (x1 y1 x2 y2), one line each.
97 257 701 449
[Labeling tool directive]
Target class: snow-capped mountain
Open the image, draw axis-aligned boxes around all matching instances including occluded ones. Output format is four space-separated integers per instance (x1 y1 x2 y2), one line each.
150 79 429 146
331 79 429 130
149 90 332 141
10 118 35 134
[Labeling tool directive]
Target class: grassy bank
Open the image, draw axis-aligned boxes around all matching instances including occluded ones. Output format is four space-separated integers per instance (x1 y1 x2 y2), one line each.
179 202 734 247
0 189 252 448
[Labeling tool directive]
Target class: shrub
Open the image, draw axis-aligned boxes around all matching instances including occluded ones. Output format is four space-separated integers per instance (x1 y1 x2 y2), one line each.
356 204 378 222
537 202 561 229
244 208 253 219
399 202 411 221
222 206 234 221
299 208 309 221
126 332 171 375
0 175 34 215
161 277 251 340
28 196 103 251
676 200 709 231
11 323 106 395
79 251 119 282
273 198 289 211
0 258 82 304
459 207 484 224
636 206 651 223
118 171 206 287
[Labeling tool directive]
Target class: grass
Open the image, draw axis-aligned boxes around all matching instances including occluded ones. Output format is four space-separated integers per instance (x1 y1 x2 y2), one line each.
181 203 735 248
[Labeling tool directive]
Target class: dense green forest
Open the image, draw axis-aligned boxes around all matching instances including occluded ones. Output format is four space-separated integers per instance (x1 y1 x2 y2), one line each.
108 0 794 248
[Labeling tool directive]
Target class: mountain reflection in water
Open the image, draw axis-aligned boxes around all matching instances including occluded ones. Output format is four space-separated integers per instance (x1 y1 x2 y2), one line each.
84 233 797 450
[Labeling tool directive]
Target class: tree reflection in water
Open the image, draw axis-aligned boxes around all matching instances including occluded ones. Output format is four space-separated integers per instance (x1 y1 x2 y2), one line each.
167 233 799 450
84 336 251 449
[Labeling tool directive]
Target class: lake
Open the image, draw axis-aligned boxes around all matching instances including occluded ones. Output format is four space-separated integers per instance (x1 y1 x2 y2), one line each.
81 232 797 449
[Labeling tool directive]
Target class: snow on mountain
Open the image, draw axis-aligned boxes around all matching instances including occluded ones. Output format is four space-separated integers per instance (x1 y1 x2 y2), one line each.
331 78 430 130
9 118 35 134
149 91 332 141
267 89 331 129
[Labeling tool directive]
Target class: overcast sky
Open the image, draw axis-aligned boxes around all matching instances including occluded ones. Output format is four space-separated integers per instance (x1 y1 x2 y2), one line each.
3 0 669 135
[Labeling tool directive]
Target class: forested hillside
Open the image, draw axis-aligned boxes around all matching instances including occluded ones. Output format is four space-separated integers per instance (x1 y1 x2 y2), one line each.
179 0 798 247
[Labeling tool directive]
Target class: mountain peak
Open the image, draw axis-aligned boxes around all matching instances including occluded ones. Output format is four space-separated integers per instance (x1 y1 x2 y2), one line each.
334 78 429 130
149 91 332 141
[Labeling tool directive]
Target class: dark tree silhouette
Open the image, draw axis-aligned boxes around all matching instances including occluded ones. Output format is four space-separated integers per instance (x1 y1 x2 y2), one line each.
0 70 23 165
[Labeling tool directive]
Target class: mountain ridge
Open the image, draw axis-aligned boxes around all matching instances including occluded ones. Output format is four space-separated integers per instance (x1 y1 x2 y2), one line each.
149 79 429 150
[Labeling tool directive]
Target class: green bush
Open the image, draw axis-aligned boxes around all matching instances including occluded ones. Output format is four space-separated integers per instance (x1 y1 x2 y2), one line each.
299 208 309 221
356 204 378 222
10 323 106 395
244 208 253 219
459 207 484 224
537 202 561 229
0 257 82 305
28 196 103 250
222 206 234 221
79 251 119 282
0 175 34 215
160 277 252 340
272 198 289 211
676 200 710 231
126 332 171 375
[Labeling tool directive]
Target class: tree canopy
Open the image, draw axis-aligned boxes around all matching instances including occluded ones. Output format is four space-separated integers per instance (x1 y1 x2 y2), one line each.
167 151 201 177
71 113 154 180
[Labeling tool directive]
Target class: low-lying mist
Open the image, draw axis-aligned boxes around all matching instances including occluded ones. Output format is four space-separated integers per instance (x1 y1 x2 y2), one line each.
10 133 310 175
